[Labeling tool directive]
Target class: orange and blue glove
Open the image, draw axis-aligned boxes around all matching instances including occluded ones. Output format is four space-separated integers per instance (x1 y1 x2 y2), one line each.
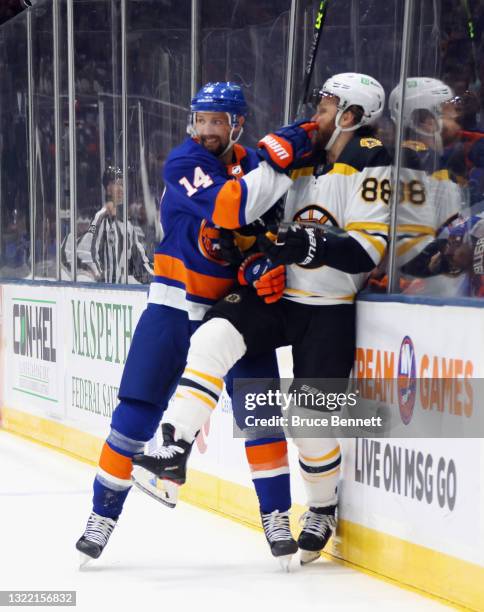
257 120 318 173
237 253 285 304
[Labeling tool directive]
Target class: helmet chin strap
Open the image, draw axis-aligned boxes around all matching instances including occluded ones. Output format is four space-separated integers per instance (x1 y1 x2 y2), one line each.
219 113 243 157
324 108 364 152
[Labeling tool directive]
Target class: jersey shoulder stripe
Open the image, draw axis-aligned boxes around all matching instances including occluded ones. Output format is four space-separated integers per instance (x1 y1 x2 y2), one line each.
328 162 359 176
290 166 314 180
431 168 450 181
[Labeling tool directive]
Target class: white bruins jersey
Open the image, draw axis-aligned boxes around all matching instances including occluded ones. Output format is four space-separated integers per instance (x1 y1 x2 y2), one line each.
283 136 391 305
396 141 464 266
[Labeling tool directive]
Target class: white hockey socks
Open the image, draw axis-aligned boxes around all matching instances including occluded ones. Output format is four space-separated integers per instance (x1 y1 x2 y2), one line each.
293 438 341 507
163 318 247 442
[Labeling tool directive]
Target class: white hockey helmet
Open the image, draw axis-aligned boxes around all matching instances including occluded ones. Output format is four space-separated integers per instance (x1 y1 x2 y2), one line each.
316 72 385 150
389 77 454 131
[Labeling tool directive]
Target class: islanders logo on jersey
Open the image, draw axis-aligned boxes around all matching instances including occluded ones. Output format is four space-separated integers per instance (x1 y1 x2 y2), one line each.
293 204 338 227
198 220 229 265
397 335 417 424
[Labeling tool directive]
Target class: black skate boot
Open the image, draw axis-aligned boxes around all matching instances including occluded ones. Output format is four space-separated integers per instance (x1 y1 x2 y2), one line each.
132 423 193 485
76 511 118 567
298 504 337 565
261 510 298 571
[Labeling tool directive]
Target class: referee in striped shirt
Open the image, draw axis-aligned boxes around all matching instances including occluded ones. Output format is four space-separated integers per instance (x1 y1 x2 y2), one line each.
77 166 153 284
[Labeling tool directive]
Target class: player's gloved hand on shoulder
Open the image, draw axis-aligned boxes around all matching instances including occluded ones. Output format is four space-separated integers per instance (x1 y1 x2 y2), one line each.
238 253 285 304
257 120 318 173
258 224 324 268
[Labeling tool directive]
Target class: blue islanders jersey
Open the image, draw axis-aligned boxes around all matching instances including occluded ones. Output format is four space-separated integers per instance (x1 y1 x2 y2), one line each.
149 139 260 320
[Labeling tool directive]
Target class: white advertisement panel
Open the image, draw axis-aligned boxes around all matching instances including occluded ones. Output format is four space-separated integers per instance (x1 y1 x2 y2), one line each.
3 284 64 419
63 287 147 437
339 299 484 567
3 282 483 572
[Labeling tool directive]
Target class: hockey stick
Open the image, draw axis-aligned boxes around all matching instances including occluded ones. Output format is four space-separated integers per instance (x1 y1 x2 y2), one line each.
461 0 478 83
297 0 331 118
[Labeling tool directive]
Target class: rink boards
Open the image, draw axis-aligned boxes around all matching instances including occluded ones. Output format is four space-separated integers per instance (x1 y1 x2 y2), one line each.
1 281 483 610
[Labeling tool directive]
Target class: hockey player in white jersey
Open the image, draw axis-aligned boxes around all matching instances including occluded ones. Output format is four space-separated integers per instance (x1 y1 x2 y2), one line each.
388 78 465 279
132 73 391 565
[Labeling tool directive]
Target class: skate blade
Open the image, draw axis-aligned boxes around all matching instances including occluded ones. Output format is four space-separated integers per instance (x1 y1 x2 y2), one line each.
79 552 93 569
300 549 321 565
277 554 293 572
132 466 179 508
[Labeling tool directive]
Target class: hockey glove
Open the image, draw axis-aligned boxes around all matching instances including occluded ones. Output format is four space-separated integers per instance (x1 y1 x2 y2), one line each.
238 253 285 304
254 266 285 304
257 120 318 173
258 224 324 267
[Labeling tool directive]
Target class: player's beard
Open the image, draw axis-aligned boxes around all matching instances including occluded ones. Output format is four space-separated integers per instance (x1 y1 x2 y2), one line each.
200 135 228 157
311 120 336 153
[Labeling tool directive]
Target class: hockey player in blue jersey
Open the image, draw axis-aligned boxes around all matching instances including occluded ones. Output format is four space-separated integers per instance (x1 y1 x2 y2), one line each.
76 82 317 567
131 73 391 566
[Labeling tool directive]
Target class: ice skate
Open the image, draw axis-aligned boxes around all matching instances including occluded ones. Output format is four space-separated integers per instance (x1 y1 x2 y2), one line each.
261 510 298 571
132 466 179 508
132 423 193 485
76 511 117 567
298 505 336 565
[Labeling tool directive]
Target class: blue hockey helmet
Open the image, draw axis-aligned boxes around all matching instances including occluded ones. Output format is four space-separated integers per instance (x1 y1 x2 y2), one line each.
188 82 248 154
190 82 248 118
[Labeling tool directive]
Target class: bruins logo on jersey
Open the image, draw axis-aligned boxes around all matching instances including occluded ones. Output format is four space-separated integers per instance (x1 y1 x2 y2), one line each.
224 293 242 303
359 137 383 149
198 220 229 265
403 139 428 152
293 205 339 227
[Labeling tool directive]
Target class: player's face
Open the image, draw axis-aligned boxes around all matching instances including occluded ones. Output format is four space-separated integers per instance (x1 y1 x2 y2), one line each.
195 112 232 156
311 96 339 149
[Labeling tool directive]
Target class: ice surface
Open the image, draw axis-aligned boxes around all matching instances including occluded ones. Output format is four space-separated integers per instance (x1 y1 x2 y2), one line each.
0 430 450 612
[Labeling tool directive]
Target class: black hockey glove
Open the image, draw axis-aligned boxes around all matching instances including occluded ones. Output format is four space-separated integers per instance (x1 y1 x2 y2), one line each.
258 223 377 273
257 224 324 268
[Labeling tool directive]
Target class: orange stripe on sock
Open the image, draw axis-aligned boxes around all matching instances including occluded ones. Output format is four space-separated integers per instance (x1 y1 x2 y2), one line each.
248 454 289 473
245 440 288 466
99 443 133 480
300 445 340 464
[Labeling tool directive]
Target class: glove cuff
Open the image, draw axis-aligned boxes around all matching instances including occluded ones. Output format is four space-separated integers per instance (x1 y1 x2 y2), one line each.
237 253 266 285
257 134 293 169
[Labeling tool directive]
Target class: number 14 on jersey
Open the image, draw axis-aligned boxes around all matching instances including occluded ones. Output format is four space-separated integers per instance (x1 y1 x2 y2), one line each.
179 166 214 197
